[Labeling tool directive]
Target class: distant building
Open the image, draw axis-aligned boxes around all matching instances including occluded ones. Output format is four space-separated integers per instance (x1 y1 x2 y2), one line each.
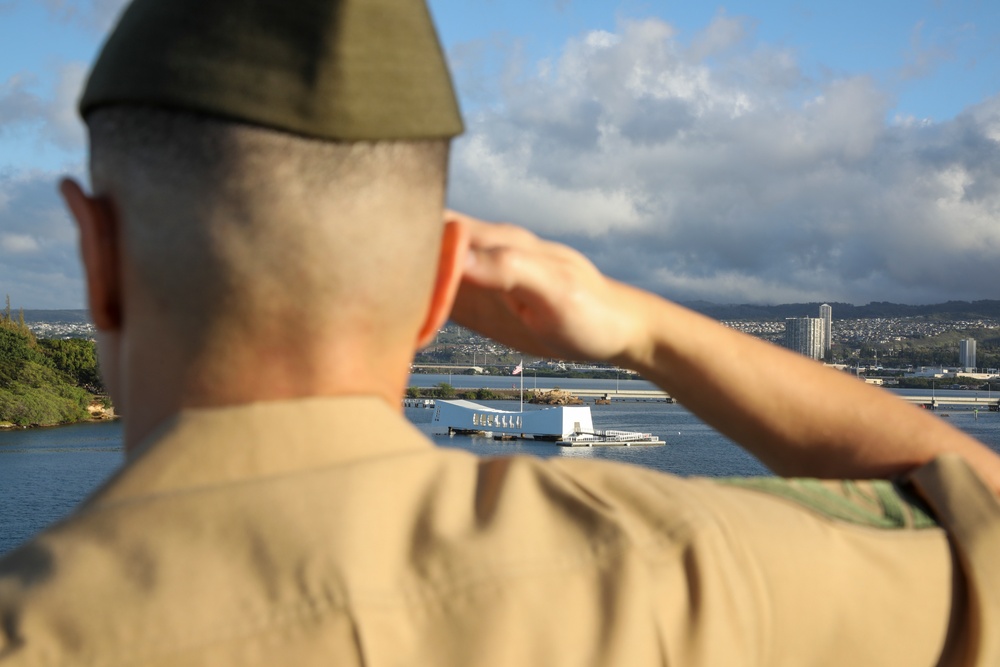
785 317 824 360
819 303 832 356
959 339 977 371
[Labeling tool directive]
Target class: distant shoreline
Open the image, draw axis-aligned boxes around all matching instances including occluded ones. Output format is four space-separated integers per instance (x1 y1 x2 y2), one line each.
0 414 118 431
0 401 116 431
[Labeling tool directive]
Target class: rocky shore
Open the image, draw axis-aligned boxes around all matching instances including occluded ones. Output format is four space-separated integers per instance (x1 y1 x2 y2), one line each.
0 399 117 430
528 389 585 406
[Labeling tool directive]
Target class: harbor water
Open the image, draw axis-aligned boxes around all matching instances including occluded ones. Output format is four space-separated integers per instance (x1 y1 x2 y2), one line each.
3 377 1000 556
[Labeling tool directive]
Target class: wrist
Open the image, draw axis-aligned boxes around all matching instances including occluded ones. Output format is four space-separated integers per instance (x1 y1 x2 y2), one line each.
607 283 659 373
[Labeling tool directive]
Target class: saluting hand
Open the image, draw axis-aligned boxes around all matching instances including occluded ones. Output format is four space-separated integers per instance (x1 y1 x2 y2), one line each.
447 210 652 368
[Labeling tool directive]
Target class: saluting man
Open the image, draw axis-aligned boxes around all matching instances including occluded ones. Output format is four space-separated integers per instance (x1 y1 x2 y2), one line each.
1 1 999 665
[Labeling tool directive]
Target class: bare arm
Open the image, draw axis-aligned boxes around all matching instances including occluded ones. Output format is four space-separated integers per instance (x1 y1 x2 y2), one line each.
448 211 1000 493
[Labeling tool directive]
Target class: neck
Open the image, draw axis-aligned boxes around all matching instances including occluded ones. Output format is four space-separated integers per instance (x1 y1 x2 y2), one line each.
119 335 413 453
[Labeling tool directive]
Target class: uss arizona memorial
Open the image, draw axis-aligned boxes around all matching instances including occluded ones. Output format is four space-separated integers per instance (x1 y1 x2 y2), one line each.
431 400 663 447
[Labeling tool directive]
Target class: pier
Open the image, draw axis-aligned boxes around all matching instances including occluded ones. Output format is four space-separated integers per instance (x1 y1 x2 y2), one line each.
900 395 1000 410
411 364 484 373
404 387 673 406
533 387 674 403
406 387 999 410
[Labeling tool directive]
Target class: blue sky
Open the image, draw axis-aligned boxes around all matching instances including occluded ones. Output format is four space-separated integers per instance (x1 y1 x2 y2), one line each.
2 0 1000 308
435 0 1000 122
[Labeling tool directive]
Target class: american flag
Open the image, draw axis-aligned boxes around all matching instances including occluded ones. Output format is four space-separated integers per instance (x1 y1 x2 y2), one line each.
512 361 523 376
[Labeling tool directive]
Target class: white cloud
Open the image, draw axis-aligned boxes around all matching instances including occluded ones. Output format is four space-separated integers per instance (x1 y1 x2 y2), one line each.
0 62 88 154
0 169 84 308
0 74 43 129
898 19 956 82
448 17 1000 305
688 11 751 62
41 62 88 151
1 233 40 253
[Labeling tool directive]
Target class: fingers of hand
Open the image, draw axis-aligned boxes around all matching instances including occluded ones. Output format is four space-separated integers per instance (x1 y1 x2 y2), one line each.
463 243 527 290
444 210 631 361
451 282 561 358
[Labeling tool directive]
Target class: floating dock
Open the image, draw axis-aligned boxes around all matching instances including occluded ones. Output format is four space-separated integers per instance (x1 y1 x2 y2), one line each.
558 429 663 447
432 399 663 447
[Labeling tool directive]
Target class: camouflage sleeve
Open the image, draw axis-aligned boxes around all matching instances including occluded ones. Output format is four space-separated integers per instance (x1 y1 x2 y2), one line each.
716 476 938 529
908 454 1000 666
715 455 1000 666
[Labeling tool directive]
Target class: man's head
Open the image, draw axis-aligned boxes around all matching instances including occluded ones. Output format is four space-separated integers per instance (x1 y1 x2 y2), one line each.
88 107 449 347
63 0 467 446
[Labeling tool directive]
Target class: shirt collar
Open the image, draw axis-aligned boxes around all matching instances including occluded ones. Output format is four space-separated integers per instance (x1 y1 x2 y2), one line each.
87 396 431 507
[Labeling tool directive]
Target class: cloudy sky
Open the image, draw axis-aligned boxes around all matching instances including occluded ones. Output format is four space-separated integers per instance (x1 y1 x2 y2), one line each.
2 1 999 308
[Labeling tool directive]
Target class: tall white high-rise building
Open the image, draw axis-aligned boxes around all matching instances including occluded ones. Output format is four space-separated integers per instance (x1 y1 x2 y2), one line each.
960 339 977 371
819 303 832 356
784 318 824 360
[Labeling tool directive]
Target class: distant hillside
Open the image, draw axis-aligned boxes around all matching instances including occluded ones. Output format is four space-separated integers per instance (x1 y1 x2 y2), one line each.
0 313 105 427
21 310 91 324
682 300 1000 321
23 302 1000 325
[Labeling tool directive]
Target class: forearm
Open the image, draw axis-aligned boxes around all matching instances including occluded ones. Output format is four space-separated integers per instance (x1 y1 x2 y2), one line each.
449 211 1000 491
615 284 1000 490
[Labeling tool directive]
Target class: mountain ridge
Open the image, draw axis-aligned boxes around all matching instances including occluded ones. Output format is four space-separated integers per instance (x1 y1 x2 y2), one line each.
20 301 1000 324
680 300 1000 320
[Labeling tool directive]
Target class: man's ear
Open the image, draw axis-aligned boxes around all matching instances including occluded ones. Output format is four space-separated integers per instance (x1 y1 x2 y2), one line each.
60 178 122 332
416 217 470 348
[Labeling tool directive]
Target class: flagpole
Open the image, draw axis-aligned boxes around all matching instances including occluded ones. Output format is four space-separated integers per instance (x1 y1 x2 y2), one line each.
519 358 524 413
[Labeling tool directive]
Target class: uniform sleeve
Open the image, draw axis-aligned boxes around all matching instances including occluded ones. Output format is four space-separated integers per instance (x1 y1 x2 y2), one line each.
697 473 965 666
908 454 1000 666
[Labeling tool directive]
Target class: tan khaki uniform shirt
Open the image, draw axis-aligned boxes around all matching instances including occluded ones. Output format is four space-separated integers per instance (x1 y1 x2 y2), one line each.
1 397 998 666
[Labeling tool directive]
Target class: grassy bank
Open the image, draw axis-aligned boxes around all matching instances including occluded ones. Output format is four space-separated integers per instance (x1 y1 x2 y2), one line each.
0 303 109 427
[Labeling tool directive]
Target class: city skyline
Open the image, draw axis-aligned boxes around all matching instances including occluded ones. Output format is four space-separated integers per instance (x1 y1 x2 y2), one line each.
960 338 978 371
3 1 1000 308
20 307 1000 373
784 317 825 360
820 304 833 356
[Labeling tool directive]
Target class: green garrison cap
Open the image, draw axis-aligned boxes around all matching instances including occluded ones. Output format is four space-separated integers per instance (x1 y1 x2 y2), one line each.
80 0 463 140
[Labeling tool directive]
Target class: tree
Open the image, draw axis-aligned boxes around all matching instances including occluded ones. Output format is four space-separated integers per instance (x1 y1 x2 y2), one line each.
38 339 104 392
0 299 104 426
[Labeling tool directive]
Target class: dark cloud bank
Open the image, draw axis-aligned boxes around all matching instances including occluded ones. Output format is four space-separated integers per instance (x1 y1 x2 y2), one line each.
3 11 1000 308
448 17 1000 306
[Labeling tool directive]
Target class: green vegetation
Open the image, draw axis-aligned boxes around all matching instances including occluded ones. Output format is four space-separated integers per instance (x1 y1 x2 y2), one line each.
407 385 529 401
37 338 103 392
892 376 992 390
843 328 1000 369
0 299 107 427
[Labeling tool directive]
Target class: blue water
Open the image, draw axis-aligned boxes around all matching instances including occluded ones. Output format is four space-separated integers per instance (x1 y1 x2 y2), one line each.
3 383 1000 556
407 400 770 478
0 420 124 555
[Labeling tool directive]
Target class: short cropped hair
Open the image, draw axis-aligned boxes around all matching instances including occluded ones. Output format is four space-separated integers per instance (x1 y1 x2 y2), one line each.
87 107 449 350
